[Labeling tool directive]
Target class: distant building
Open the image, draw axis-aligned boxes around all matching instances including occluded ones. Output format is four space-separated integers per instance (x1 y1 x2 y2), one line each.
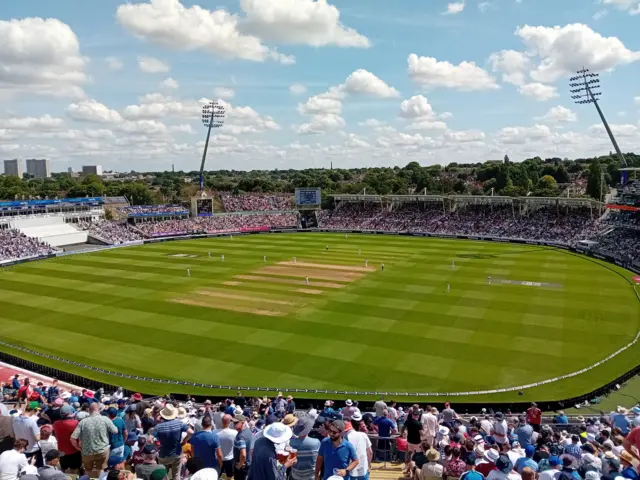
82 165 103 176
3 159 23 178
68 167 73 174
25 159 51 179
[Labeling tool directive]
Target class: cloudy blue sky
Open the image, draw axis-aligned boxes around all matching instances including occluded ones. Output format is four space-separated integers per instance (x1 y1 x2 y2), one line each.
1 0 639 172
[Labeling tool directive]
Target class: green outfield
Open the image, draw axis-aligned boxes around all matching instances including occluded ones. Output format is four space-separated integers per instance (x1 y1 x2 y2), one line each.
0 233 638 403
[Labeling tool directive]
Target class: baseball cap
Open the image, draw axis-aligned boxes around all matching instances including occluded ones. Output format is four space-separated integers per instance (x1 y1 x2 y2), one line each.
106 407 118 416
45 450 64 462
107 456 125 468
465 453 477 465
27 401 40 411
142 444 157 455
525 445 535 457
549 456 562 466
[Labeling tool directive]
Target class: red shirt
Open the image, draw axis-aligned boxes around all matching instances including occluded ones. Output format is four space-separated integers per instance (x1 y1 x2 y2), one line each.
476 462 496 477
527 407 542 425
627 427 640 453
17 386 31 400
52 419 80 455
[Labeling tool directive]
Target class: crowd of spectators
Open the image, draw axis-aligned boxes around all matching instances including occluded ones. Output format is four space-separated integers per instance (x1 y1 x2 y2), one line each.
77 221 143 245
318 204 601 246
118 206 189 217
133 214 299 237
0 229 55 262
1 379 640 480
612 181 640 207
592 229 640 265
221 194 293 212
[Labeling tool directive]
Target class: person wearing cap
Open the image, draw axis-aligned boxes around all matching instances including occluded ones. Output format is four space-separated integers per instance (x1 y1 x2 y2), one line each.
316 420 358 480
155 404 193 480
342 401 357 422
12 402 42 467
231 415 253 480
52 405 80 473
135 444 167 480
249 422 296 480
99 455 126 480
290 416 321 480
189 416 223 473
459 453 483 480
344 414 372 480
514 445 538 474
538 456 562 480
106 407 128 458
38 450 67 480
0 438 29 480
123 430 138 463
70 403 118 478
553 411 568 425
487 454 521 480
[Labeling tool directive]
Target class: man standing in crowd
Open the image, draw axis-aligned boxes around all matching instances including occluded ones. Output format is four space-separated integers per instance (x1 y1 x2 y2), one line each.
155 404 192 480
249 423 296 480
441 403 457 429
402 408 423 468
526 403 542 433
316 420 358 480
290 416 320 480
421 407 438 448
107 407 127 458
493 413 508 447
345 414 372 480
460 453 483 480
70 403 118 478
214 414 237 479
189 416 223 472
38 450 68 480
232 415 253 480
12 402 41 467
374 397 387 417
515 416 533 448
52 405 80 473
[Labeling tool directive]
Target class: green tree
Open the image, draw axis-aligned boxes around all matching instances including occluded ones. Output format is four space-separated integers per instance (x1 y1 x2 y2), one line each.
586 160 603 200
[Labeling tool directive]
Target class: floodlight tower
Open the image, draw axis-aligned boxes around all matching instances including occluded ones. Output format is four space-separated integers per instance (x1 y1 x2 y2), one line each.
569 69 627 167
199 101 226 193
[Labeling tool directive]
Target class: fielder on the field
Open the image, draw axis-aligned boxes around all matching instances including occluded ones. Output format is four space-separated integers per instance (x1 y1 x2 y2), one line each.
345 233 348 239
358 249 361 255
221 254 224 262
451 260 455 269
447 282 450 293
325 245 329 251
208 252 211 258
264 255 267 262
365 258 368 267
381 263 384 272
187 269 191 277
305 276 309 285
488 276 492 285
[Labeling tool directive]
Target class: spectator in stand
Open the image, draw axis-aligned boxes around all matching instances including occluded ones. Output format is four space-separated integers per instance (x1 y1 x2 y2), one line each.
107 407 127 458
0 229 55 262
12 402 41 467
403 408 424 468
38 450 68 480
445 447 467 479
289 416 320 480
422 408 439 448
214 414 237 479
135 445 167 480
189 416 222 472
553 412 568 425
441 403 457 429
155 404 193 480
231 415 253 480
221 193 292 212
249 423 296 480
419 448 443 480
526 403 542 433
514 446 538 473
623 426 640 463
38 425 58 460
0 439 28 480
344 414 372 480
488 454 521 480
515 416 533 449
316 420 358 480
70 402 118 478
52 404 80 472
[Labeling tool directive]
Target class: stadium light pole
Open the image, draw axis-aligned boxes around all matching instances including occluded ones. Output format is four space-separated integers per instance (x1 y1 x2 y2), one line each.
199 101 226 193
569 69 627 167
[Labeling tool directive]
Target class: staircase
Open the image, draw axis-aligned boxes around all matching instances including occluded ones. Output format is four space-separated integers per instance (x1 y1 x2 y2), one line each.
370 464 405 480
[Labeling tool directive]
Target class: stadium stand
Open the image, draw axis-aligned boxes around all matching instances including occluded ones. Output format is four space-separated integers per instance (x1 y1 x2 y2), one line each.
17 221 88 247
77 220 143 245
0 229 55 262
0 375 639 480
221 192 293 212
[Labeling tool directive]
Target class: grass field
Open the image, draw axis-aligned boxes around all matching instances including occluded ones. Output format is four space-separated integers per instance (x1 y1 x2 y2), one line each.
0 233 638 403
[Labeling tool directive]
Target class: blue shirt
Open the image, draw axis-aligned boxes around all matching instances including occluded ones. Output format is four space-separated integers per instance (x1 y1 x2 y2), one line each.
621 466 639 480
515 425 533 448
318 438 357 480
515 457 538 473
12 378 20 390
460 471 485 480
156 419 189 458
233 428 255 466
189 430 221 469
612 414 631 435
554 415 568 424
374 417 394 438
123 444 132 461
289 436 321 480
110 417 127 449
563 444 582 460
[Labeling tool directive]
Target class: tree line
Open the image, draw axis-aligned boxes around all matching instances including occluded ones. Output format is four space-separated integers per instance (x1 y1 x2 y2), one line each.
2 152 639 204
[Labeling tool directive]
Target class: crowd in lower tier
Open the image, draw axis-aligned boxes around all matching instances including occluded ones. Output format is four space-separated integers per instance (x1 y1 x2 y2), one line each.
0 229 56 262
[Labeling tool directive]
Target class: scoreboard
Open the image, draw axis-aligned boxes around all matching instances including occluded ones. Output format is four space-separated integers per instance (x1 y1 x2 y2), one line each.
295 188 321 207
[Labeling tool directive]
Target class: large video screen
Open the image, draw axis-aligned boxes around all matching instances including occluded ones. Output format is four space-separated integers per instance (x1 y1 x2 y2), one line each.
295 188 321 206
196 198 213 217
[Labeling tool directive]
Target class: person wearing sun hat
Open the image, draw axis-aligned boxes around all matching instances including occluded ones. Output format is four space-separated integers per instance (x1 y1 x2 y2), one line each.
156 404 193 480
477 448 500 477
282 414 299 429
249 422 296 480
487 454 520 480
420 448 443 479
619 451 638 480
290 416 321 480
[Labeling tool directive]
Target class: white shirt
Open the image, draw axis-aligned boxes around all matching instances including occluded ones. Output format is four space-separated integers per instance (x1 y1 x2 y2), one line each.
419 461 443 480
39 437 58 459
374 401 387 417
345 431 371 477
12 415 39 453
421 413 438 437
0 449 28 480
493 421 508 444
212 412 223 431
539 469 561 480
480 420 493 434
487 470 522 480
214 428 238 461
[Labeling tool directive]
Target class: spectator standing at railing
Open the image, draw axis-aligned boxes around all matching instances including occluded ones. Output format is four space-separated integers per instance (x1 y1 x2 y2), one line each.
514 416 533 449
70 403 118 478
374 397 387 417
441 403 457 430
289 417 320 480
316 420 358 480
525 404 542 433
403 408 424 468
421 408 439 448
493 413 508 447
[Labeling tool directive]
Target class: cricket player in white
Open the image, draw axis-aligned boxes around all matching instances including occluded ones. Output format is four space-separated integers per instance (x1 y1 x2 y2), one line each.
325 245 329 251
345 233 348 239
358 249 361 255
305 276 309 285
365 258 368 267
221 254 224 262
488 276 491 285
264 255 266 262
447 282 450 293
381 263 384 272
452 260 455 269
293 256 296 264
187 269 191 277
208 252 211 258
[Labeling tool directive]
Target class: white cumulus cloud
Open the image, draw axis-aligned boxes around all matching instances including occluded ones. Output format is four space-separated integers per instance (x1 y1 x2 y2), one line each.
539 105 577 123
289 83 307 95
67 100 124 124
138 56 170 73
443 2 465 14
407 54 499 91
161 78 179 89
518 83 558 101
